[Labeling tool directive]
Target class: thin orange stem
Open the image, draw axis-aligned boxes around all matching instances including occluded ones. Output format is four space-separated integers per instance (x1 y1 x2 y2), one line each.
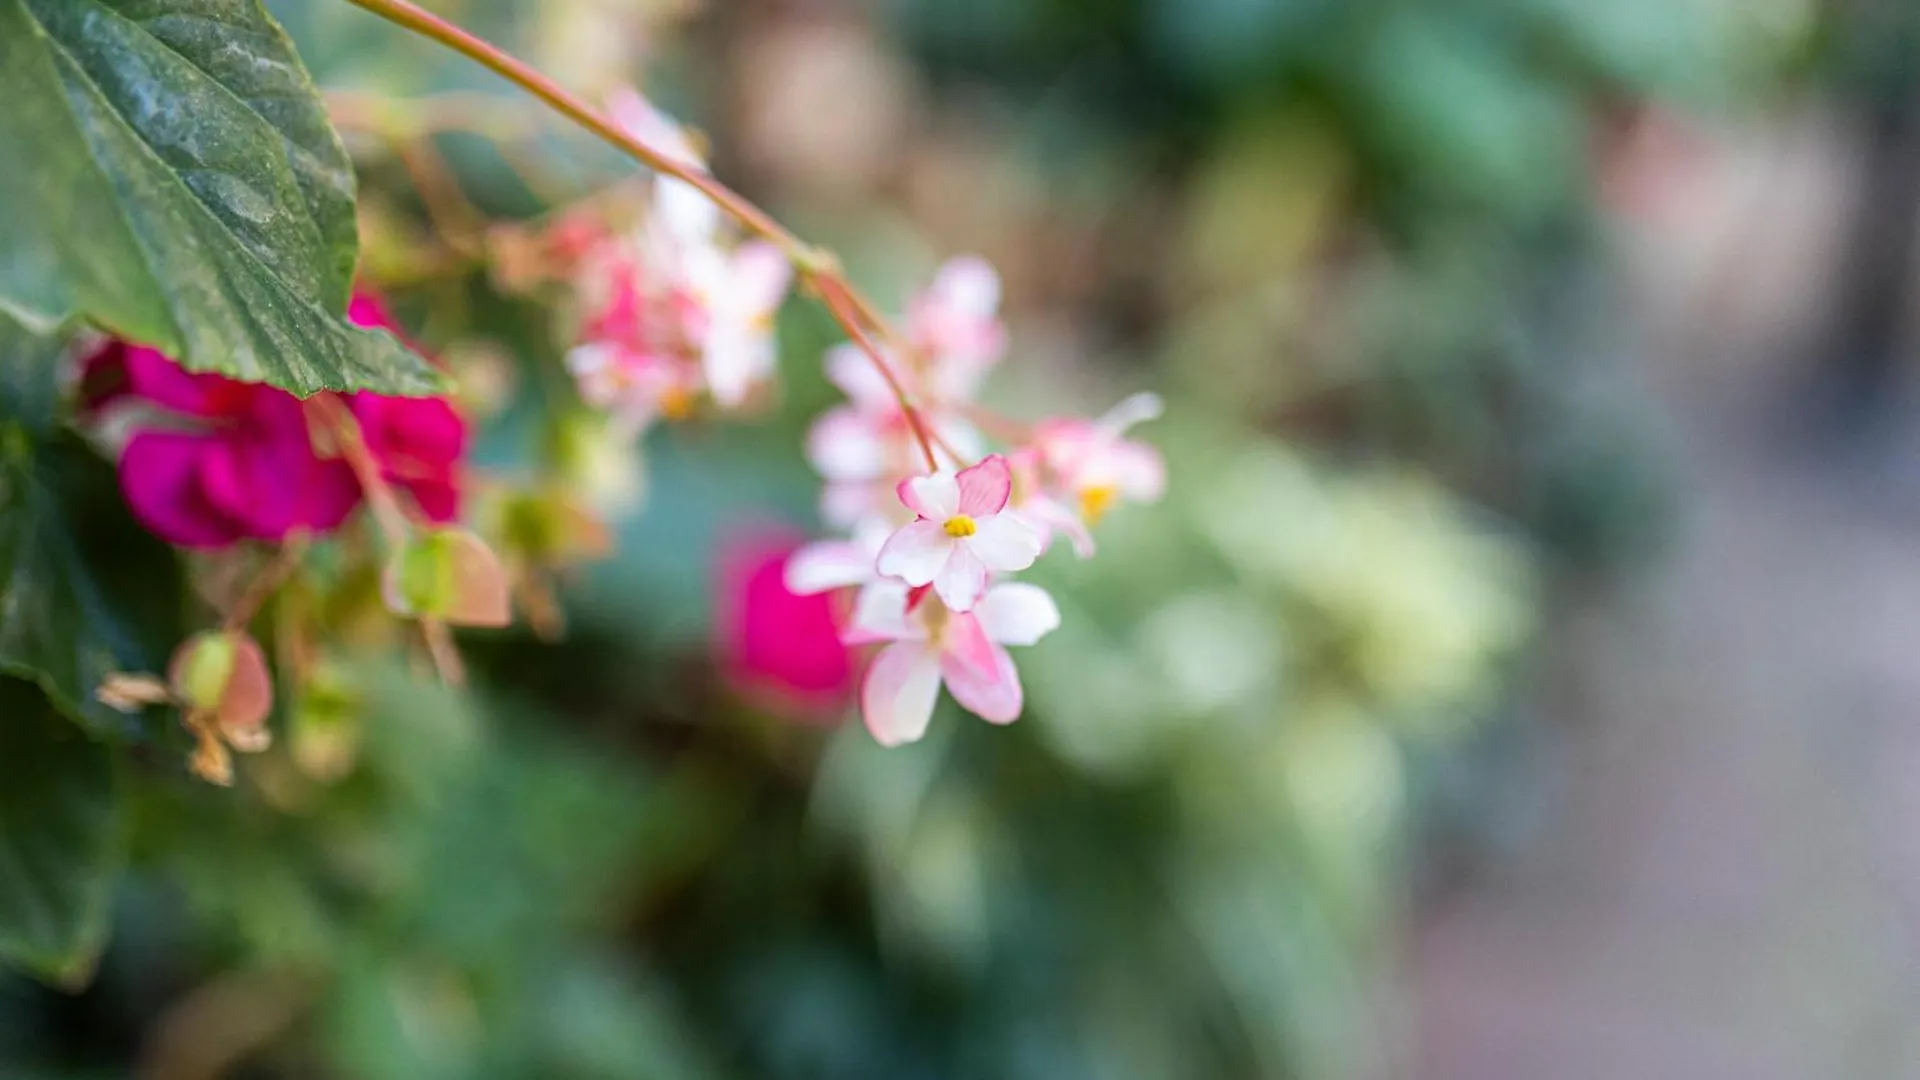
816 277 941 473
339 0 938 467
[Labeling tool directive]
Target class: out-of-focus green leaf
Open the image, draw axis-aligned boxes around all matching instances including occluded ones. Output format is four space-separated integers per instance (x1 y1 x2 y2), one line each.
0 0 441 397
0 317 183 739
0 680 122 984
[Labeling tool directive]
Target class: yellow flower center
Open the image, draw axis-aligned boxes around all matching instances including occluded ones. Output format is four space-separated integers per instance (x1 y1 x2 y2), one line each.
659 385 695 421
1078 485 1118 526
944 515 978 538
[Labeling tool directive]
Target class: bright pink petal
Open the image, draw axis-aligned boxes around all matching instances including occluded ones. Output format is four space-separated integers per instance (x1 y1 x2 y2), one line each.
974 583 1061 646
404 478 461 524
119 432 243 548
930 542 989 613
954 455 1012 516
716 535 854 719
939 640 1022 724
121 344 232 417
300 460 364 533
897 470 960 519
963 513 1041 574
347 291 404 336
197 432 308 542
875 520 954 586
861 641 943 747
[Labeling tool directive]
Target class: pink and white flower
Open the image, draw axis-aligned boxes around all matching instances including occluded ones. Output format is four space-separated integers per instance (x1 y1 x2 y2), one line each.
567 89 793 423
805 343 981 528
607 87 717 248
686 240 790 407
1032 392 1167 528
846 580 1060 746
1005 447 1094 558
906 255 1006 400
875 455 1041 612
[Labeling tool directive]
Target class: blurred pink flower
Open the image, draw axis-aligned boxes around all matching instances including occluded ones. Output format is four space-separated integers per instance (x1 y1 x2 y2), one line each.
906 255 1006 399
875 455 1040 613
1032 392 1166 528
716 531 855 721
87 290 467 547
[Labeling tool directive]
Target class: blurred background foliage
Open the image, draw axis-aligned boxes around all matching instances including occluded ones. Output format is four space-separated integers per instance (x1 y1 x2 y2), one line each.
0 0 1830 1076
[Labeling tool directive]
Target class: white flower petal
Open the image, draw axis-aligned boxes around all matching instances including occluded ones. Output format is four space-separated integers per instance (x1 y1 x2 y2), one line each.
975 583 1061 646
1097 392 1164 436
844 581 920 644
876 521 954 586
862 641 944 746
900 470 960 519
931 543 989 613
825 343 901 409
1113 441 1167 502
785 539 877 594
930 256 1001 318
806 408 889 481
964 514 1041 574
821 480 889 530
727 241 793 316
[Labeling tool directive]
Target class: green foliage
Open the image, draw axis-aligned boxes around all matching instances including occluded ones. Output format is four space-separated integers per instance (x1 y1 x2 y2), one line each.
0 317 184 740
0 0 440 397
0 681 123 985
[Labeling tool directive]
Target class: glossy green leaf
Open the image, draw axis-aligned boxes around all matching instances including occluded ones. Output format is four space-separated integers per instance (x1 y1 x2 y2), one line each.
0 679 123 984
0 318 185 739
0 0 441 397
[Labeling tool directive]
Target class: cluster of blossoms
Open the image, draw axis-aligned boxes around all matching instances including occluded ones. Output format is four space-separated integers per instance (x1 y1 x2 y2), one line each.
779 261 1168 747
81 293 508 783
546 94 1167 747
562 89 792 443
90 83 1168 773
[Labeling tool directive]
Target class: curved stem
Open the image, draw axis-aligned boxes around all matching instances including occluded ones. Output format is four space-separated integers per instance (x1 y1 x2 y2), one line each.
340 0 945 472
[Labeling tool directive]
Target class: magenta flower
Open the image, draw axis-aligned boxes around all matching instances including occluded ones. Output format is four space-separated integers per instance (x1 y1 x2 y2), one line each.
87 291 467 548
341 292 468 524
85 341 360 548
715 531 855 720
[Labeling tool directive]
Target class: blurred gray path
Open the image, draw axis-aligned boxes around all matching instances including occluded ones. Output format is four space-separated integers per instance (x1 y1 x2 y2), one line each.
1411 117 1920 1080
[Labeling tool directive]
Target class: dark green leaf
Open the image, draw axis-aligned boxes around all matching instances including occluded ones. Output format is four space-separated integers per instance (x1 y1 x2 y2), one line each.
0 679 123 984
0 0 441 397
0 319 185 738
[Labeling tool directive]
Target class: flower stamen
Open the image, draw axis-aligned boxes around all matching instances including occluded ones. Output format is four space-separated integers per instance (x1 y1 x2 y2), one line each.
944 515 977 538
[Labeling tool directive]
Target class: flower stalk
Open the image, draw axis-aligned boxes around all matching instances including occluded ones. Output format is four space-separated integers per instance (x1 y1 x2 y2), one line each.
339 0 944 473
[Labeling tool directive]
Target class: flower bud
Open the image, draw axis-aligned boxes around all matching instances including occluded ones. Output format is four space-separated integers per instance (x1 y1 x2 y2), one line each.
382 528 512 628
168 630 273 738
